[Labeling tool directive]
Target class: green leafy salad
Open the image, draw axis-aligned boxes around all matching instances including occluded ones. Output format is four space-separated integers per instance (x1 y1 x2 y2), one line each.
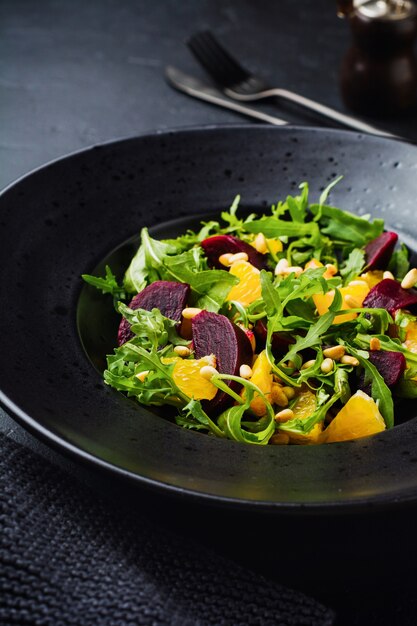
83 178 417 446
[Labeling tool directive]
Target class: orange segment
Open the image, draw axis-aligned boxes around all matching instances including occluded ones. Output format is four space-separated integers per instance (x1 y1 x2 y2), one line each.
250 234 282 255
361 271 384 288
304 258 336 279
164 356 218 401
241 350 273 417
226 260 262 306
265 238 283 255
403 318 417 353
313 282 370 324
320 390 385 443
285 388 322 444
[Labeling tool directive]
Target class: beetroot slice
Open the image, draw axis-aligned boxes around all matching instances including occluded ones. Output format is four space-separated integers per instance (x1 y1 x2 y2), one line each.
201 234 267 270
368 350 406 387
253 319 294 358
362 279 417 316
192 310 253 415
117 281 190 346
365 231 398 270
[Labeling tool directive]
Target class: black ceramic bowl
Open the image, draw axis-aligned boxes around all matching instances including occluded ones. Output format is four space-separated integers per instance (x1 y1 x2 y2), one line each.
1 125 417 513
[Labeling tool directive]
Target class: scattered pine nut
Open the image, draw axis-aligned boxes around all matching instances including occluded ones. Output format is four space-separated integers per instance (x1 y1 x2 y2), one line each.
344 295 362 309
282 386 296 400
349 280 368 287
321 357 334 374
200 365 219 380
229 252 249 263
274 258 289 276
383 270 395 280
270 432 290 445
301 359 316 370
325 263 338 276
182 307 202 320
274 408 294 423
323 345 345 360
239 364 253 379
340 355 359 366
284 266 303 277
401 268 417 289
219 253 233 267
370 337 381 351
173 345 191 358
205 354 217 368
136 370 150 382
271 383 289 407
253 233 268 254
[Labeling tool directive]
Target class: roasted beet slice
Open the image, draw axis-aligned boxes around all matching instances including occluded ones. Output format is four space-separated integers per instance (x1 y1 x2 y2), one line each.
253 319 294 358
192 310 253 415
201 234 267 270
369 350 406 387
117 281 190 345
365 231 398 270
362 279 417 316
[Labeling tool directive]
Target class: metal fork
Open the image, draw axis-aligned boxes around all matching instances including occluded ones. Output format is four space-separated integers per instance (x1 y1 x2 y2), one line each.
187 30 398 139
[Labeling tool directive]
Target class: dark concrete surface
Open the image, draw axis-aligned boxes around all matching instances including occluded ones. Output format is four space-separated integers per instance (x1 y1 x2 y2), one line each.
1 2 417 625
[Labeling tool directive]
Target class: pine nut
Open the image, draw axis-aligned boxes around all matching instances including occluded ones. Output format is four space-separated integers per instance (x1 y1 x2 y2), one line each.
282 386 296 400
401 268 417 289
173 345 191 358
219 253 233 267
301 359 316 370
321 357 334 374
204 354 217 368
274 258 289 275
229 252 249 263
323 345 346 360
271 383 289 407
239 364 253 379
344 295 362 309
370 337 381 351
383 270 395 280
200 365 219 380
136 370 150 382
270 432 290 445
253 233 268 254
182 307 202 320
341 355 359 366
325 263 338 276
349 280 368 287
274 408 294 423
284 266 303 277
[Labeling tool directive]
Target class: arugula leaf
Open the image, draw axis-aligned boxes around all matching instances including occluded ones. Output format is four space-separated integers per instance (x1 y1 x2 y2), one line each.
82 265 126 304
215 375 275 444
286 182 309 223
123 228 178 292
181 399 225 438
117 303 188 349
388 243 410 279
310 204 384 246
346 344 394 428
280 290 342 365
279 388 340 436
340 248 365 284
220 195 256 235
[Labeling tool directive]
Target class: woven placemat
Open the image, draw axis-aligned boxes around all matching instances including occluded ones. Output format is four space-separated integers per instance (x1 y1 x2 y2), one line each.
0 434 334 625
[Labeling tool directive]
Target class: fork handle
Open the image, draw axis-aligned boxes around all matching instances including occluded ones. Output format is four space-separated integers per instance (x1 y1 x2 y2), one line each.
254 87 399 139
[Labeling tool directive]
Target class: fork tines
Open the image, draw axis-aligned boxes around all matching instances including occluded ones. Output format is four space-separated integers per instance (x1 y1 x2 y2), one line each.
187 30 250 88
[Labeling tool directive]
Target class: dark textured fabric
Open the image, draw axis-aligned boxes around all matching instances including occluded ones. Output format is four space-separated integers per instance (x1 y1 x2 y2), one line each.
0 435 334 626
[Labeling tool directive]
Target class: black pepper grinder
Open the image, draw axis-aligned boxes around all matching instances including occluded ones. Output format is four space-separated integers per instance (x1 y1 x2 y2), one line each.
338 0 417 115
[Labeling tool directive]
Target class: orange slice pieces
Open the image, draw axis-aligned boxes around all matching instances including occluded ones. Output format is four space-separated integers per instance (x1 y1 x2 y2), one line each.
226 260 262 306
320 390 385 443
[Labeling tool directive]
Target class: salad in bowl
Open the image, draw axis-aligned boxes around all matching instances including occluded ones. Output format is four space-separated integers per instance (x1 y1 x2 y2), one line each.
83 178 417 446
